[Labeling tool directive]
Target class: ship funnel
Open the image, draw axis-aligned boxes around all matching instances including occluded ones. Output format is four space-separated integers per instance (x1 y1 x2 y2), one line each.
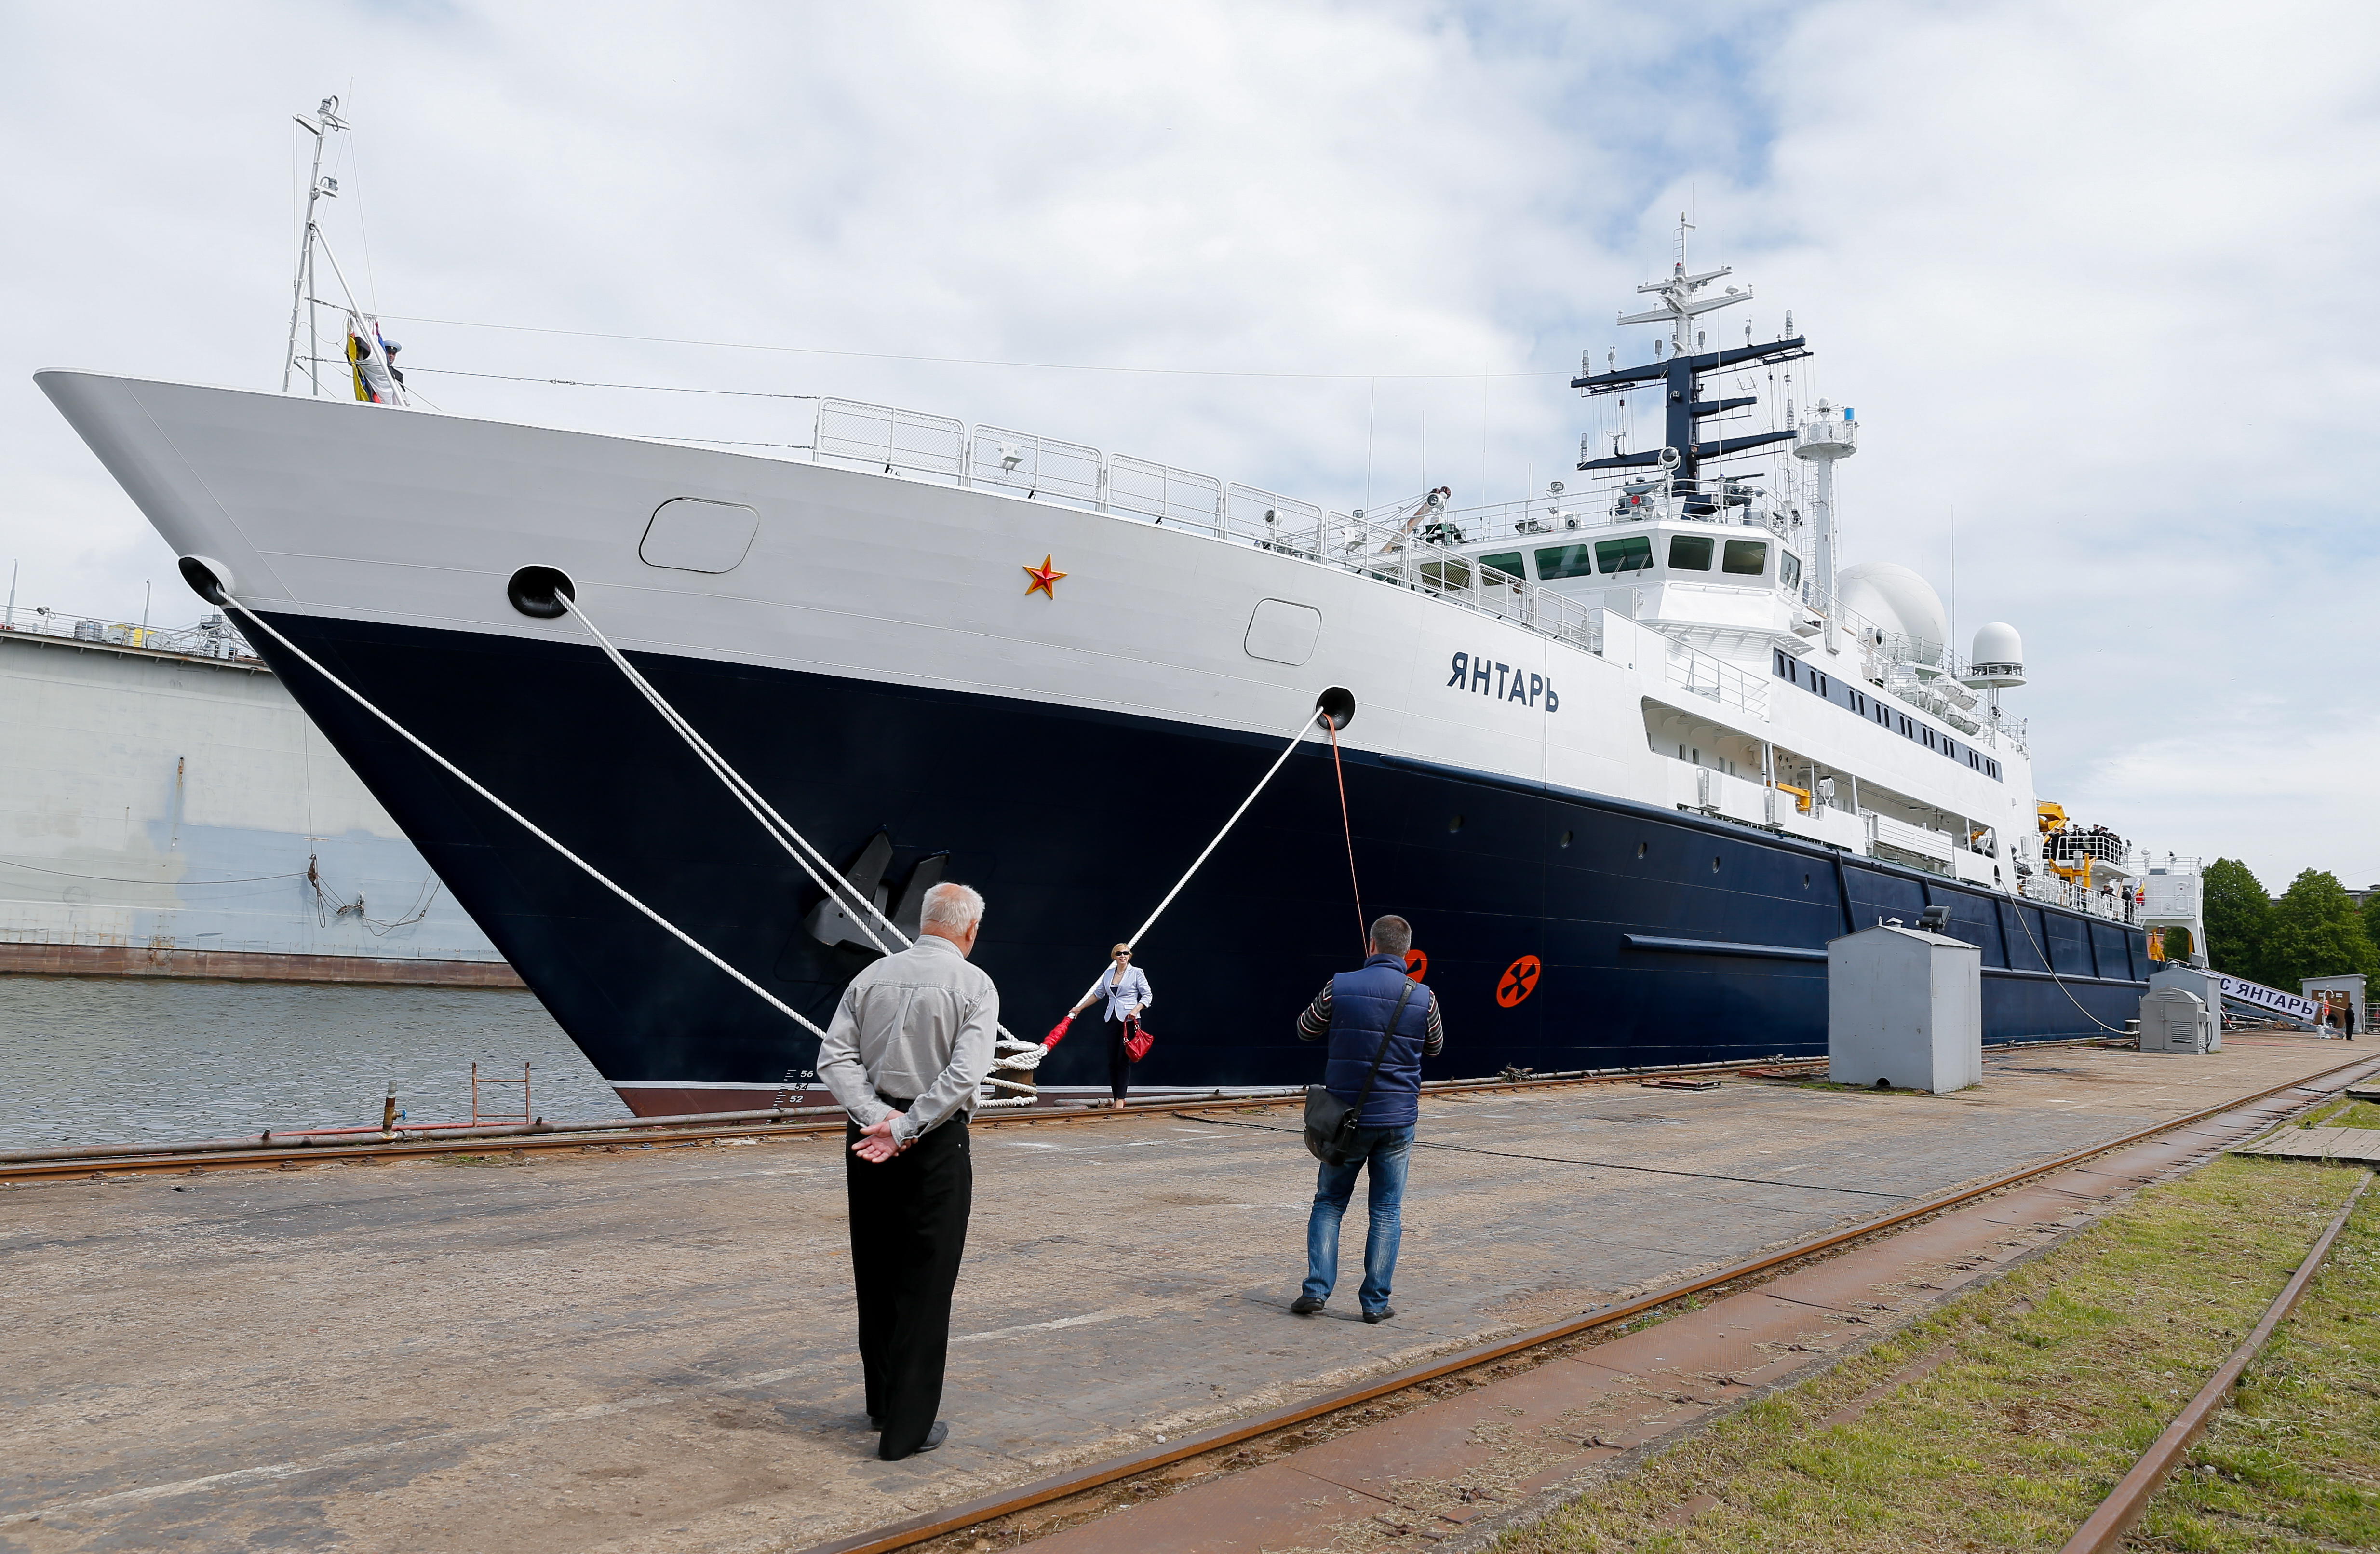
1964 622 2026 689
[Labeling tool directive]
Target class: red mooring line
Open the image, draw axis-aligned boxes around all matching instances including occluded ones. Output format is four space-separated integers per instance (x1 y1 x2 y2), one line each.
1325 717 1366 954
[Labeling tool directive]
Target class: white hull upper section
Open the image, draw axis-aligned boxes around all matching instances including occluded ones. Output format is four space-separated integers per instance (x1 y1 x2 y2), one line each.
39 372 2039 881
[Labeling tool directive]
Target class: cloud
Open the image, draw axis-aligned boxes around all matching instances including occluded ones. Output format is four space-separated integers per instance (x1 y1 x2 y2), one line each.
0 0 2370 880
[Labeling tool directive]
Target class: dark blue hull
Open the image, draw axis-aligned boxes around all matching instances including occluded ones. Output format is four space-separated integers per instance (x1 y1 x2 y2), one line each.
253 612 2147 1105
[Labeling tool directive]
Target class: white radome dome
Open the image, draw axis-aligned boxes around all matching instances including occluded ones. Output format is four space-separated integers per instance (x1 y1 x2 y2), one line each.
1967 622 2026 688
1836 562 1949 664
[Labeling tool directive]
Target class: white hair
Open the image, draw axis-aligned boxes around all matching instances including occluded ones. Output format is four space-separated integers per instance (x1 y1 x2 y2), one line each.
919 881 985 934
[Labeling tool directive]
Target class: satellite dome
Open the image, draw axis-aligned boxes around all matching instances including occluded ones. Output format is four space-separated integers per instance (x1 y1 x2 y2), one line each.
1836 562 1948 664
1966 622 2026 689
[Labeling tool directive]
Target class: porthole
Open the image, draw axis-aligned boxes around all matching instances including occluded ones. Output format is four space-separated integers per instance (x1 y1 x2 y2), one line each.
1636 841 1648 859
1558 830 1574 849
1803 873 1812 889
1711 855 1722 873
1448 814 1464 833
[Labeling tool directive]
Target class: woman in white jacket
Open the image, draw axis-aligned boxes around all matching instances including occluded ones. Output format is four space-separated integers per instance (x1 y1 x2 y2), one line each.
1069 944 1152 1109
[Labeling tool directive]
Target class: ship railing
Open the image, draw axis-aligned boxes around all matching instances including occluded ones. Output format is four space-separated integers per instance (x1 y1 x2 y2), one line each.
1865 810 1957 866
1108 457 1224 532
803 397 1614 662
2044 830 2128 866
1664 635 1769 717
1419 479 1798 551
2016 870 2139 925
0 607 257 662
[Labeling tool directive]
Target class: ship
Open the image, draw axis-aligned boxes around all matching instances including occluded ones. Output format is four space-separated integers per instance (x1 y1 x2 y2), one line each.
36 177 2157 1113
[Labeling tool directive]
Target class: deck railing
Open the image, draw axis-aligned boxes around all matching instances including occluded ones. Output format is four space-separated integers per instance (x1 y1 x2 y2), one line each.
804 398 1612 662
0 608 256 662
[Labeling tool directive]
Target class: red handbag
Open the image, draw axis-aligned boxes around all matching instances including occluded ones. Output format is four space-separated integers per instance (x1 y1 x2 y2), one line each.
1123 1020 1155 1063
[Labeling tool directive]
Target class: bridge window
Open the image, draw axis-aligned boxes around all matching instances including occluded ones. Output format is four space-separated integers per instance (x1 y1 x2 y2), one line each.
1668 535 1713 571
1534 544 1596 580
1780 551 1802 589
1721 539 1768 576
1478 551 1525 583
1593 536 1654 574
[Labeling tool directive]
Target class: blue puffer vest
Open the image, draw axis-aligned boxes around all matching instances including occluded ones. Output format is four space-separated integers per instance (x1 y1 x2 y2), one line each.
1324 954 1435 1128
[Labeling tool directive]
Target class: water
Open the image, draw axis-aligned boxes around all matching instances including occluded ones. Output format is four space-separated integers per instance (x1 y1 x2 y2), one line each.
0 977 629 1150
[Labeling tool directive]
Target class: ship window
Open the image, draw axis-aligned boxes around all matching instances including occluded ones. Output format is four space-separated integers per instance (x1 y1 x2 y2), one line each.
1535 544 1597 580
1721 539 1768 575
1668 535 1714 571
1478 551 1526 583
1593 537 1654 574
1781 552 1802 589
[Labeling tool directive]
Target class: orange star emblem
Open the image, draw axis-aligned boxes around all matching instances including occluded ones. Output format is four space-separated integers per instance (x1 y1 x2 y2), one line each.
1022 554 1068 598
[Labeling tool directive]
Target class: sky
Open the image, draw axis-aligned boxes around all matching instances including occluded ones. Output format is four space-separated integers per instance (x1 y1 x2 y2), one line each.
1 0 2374 890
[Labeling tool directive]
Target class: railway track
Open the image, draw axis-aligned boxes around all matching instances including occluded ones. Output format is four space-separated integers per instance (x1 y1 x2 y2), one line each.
3 1035 2170 1185
802 1047 2380 1554
0 1054 1842 1183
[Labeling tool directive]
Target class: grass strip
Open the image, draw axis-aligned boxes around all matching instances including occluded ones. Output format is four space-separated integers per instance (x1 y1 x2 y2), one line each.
1494 1156 2370 1553
2130 1177 2380 1551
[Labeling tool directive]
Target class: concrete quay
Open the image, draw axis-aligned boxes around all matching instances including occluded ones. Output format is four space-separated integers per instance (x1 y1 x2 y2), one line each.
0 1033 2362 1553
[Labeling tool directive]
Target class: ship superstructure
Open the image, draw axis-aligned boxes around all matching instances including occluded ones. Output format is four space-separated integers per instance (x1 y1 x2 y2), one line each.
38 194 2155 1114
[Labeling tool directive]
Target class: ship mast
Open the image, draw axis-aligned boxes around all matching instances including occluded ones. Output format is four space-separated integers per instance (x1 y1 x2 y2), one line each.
1572 214 1808 511
279 97 403 405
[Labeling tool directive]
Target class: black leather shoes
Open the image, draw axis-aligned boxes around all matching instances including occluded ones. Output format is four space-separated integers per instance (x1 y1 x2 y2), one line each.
880 1421 949 1460
1291 1294 1326 1315
1363 1306 1396 1324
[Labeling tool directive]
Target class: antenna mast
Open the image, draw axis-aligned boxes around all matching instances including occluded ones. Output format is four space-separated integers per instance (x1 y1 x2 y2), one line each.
282 98 343 394
280 97 403 405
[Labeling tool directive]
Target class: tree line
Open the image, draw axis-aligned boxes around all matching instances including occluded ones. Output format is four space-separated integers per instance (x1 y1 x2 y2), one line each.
2199 862 2380 988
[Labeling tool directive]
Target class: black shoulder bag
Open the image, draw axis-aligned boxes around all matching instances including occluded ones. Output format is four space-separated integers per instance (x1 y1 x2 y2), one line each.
1303 979 1419 1165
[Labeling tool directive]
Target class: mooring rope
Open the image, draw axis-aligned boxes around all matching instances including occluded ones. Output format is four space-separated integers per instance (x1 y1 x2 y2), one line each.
221 596 832 1041
1325 716 1367 955
1124 704 1329 953
1052 702 1333 1020
551 594 1058 1080
556 595 901 958
2002 888 2135 1036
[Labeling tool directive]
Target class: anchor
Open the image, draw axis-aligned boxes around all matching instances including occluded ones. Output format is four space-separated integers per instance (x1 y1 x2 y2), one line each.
804 828 949 953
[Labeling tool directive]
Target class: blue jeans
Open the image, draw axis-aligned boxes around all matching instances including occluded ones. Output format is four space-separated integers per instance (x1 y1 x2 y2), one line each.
1302 1124 1414 1314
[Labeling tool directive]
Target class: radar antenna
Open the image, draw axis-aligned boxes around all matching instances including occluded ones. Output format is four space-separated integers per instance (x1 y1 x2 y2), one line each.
1572 218 1811 505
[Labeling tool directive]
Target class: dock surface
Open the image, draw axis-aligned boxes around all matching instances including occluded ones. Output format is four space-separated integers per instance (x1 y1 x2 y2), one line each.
0 1035 2359 1552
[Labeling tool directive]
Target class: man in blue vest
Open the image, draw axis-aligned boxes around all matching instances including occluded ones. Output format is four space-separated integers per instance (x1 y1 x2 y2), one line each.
1291 914 1444 1323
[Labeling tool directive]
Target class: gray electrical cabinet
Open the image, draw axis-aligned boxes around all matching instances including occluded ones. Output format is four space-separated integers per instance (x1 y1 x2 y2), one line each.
2138 987 2215 1055
2148 966 2225 1051
1827 922 1984 1094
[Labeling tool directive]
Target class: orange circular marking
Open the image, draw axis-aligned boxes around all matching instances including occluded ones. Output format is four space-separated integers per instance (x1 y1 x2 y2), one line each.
1404 947 1429 981
1495 955 1542 1008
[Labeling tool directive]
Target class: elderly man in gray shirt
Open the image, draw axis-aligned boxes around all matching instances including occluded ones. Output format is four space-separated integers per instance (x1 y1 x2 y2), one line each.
817 880 998 1461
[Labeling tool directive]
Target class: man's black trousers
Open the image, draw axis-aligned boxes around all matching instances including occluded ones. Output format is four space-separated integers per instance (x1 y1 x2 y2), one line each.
845 1113 972 1459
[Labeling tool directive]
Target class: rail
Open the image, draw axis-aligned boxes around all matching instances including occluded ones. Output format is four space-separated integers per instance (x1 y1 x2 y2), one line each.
804 400 1612 667
796 1052 2380 1554
2059 1170 2376 1553
0 606 256 662
2017 870 2139 925
1664 635 1769 717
